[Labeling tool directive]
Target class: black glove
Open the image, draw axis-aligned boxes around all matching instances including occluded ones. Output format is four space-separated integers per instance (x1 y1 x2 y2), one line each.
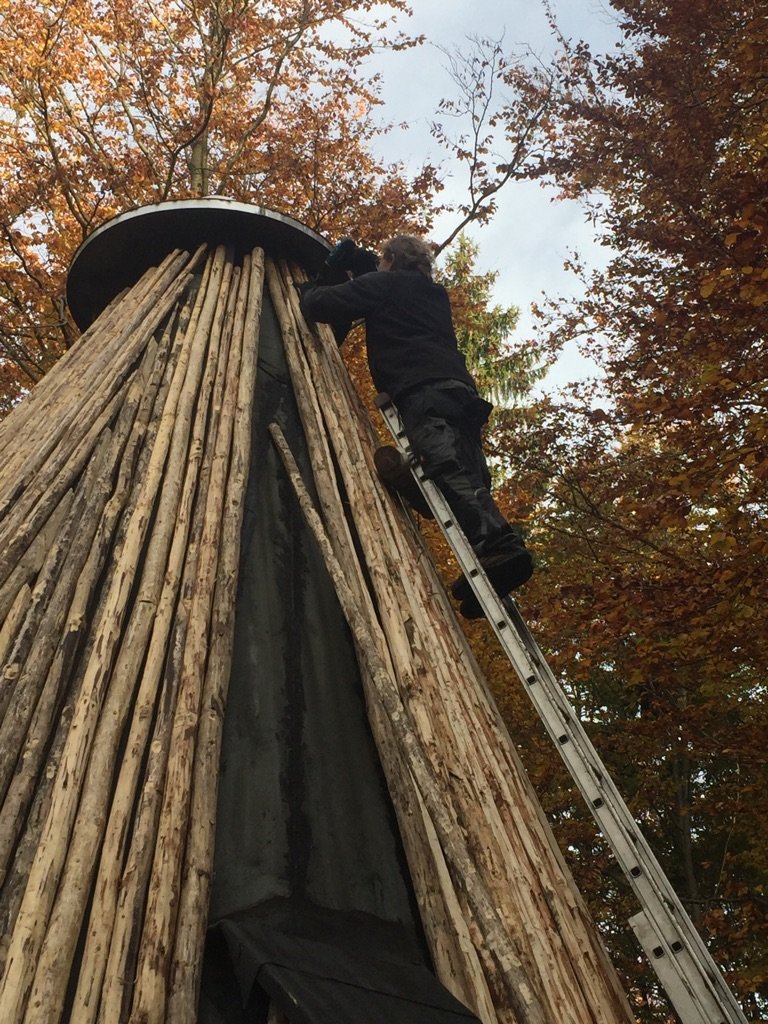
326 238 379 278
315 261 351 287
326 238 359 271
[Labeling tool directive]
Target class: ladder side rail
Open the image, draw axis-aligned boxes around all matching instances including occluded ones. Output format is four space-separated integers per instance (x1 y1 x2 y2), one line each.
376 395 748 1024
381 394 720 929
629 909 732 1024
379 393 719 920
501 595 747 1008
415 459 741 1024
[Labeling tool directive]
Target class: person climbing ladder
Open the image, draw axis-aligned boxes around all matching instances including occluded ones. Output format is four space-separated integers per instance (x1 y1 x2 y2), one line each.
299 233 533 616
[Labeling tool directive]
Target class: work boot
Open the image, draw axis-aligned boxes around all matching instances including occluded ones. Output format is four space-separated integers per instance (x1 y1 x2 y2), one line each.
451 532 533 605
458 595 486 620
373 446 434 520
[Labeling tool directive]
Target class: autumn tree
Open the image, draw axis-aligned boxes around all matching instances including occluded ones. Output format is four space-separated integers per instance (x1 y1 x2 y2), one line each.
437 233 550 402
0 0 443 412
12 0 767 1015
430 33 563 253
476 1 768 1017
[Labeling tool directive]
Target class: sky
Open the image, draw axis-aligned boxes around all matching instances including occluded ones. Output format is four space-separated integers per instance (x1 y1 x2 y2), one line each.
365 0 624 392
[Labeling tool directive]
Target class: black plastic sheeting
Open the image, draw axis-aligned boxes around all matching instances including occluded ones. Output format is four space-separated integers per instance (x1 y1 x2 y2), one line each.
198 292 479 1024
200 901 477 1024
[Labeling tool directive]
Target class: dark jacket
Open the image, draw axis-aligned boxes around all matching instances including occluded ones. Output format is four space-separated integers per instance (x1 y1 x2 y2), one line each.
300 270 476 400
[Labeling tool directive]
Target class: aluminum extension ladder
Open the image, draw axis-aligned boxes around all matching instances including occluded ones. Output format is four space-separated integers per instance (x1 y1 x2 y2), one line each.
376 393 748 1024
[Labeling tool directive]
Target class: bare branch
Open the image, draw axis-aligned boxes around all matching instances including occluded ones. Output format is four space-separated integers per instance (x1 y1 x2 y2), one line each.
431 36 557 254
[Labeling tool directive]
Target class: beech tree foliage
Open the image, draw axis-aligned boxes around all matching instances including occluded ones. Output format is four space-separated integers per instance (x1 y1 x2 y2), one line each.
2 0 766 1017
0 0 439 410
485 1 768 1016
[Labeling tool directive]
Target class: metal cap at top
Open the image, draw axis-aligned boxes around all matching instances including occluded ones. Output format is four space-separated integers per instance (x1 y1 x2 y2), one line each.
66 198 331 330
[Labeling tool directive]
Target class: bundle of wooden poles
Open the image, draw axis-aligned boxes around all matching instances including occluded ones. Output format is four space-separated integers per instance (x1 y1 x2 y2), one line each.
0 242 633 1024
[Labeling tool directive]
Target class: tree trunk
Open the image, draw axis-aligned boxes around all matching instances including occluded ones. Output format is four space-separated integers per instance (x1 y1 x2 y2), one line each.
188 132 210 196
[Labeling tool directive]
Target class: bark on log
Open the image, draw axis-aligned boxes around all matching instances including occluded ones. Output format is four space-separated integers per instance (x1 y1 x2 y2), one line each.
0 250 218 1023
127 257 240 1024
0 249 199 507
166 249 264 1024
25 265 235 1024
269 420 546 1024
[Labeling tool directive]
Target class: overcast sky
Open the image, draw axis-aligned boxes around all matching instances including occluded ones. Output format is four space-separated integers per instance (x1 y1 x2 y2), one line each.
367 0 623 391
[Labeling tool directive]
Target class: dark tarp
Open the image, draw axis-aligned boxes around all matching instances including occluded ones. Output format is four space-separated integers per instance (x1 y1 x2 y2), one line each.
199 292 479 1024
200 900 478 1024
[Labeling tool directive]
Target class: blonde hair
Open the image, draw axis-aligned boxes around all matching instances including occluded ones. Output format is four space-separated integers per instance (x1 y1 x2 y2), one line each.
381 235 434 278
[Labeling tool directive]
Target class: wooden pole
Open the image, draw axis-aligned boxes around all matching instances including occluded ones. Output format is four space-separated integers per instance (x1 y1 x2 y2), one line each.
23 270 227 1024
65 249 235 1024
0 238 259 1024
0 491 74 732
0 249 220 1023
0 316 179 861
265 261 502 1015
0 492 73 629
126 256 241 1024
0 249 199 505
166 249 265 1024
0 303 191 979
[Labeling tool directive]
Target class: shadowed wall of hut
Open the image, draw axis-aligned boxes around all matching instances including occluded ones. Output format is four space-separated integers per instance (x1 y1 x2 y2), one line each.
198 286 471 1024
